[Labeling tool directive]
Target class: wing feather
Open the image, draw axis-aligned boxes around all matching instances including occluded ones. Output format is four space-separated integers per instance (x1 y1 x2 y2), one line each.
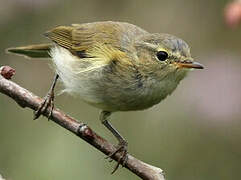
45 21 147 52
44 22 148 65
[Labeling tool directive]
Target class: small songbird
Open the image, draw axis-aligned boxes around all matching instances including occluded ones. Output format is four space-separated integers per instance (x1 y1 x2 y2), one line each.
7 21 204 173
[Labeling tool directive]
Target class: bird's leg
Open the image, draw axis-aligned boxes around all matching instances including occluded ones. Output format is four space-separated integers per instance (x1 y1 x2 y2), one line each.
100 111 128 174
34 74 59 120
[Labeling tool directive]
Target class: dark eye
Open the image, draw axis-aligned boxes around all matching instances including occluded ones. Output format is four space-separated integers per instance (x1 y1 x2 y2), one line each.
156 51 168 61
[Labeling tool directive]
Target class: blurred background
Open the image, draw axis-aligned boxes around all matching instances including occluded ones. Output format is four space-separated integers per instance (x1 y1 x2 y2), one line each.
1 0 241 179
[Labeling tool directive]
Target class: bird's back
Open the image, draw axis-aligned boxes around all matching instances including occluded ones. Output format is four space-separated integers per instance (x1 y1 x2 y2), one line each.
45 21 148 55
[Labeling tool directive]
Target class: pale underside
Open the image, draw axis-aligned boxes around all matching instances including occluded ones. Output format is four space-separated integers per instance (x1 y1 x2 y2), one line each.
47 21 188 112
50 46 184 112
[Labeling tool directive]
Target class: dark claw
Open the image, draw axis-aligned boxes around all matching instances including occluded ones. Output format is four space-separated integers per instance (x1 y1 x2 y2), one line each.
111 147 128 174
33 74 58 120
33 91 54 120
48 102 54 120
105 141 128 174
100 111 128 174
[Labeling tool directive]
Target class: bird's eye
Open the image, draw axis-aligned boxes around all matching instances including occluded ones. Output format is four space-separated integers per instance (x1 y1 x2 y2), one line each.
156 51 168 61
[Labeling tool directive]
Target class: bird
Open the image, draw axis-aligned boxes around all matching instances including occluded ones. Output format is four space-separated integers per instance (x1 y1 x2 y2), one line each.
7 21 204 173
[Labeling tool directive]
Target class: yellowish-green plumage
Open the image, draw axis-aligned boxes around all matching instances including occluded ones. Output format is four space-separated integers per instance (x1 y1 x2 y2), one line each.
7 21 204 172
7 21 203 112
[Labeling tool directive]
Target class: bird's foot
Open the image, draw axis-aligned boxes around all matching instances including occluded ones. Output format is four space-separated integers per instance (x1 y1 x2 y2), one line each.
106 140 128 174
34 90 55 120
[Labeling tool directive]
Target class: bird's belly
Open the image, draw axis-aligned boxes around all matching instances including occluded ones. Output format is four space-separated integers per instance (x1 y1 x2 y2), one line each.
51 46 182 112
80 78 179 112
60 72 178 112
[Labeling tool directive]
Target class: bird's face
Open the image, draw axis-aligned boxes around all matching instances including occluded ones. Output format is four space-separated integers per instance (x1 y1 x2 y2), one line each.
134 33 203 82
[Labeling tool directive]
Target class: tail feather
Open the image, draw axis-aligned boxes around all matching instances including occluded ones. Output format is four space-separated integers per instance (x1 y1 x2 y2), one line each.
6 43 52 58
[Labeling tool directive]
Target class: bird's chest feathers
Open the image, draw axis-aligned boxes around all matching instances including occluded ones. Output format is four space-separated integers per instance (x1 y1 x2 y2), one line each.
131 75 180 109
106 66 184 111
51 46 185 111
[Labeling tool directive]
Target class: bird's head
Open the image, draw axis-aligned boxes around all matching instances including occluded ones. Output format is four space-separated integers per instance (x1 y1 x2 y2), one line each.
134 33 204 82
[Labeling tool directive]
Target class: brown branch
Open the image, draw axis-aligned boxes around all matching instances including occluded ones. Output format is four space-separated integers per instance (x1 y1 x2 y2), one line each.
0 66 165 180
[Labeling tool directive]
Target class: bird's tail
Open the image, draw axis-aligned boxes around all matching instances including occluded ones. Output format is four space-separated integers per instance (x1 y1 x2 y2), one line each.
6 43 52 59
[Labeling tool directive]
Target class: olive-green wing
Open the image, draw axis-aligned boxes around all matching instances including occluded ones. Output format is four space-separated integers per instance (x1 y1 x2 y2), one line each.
7 22 147 60
44 21 148 55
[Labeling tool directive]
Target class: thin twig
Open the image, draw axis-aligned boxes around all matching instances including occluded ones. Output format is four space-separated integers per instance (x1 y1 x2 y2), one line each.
0 66 165 180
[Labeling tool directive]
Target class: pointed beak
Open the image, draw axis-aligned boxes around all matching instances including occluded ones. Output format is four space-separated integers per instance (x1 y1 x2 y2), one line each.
175 60 204 69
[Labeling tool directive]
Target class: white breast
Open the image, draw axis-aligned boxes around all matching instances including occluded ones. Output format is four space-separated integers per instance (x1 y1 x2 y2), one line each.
50 46 106 103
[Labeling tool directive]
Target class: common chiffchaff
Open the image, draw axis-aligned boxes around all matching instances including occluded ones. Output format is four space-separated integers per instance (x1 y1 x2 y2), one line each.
7 21 204 173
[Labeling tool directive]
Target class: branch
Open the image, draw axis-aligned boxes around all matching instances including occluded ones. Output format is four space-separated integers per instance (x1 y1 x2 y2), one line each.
0 66 165 180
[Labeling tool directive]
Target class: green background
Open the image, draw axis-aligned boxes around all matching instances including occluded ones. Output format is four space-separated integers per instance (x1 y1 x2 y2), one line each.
1 0 241 179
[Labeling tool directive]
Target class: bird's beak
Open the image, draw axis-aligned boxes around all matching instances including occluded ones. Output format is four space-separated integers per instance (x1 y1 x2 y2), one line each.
175 60 204 69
